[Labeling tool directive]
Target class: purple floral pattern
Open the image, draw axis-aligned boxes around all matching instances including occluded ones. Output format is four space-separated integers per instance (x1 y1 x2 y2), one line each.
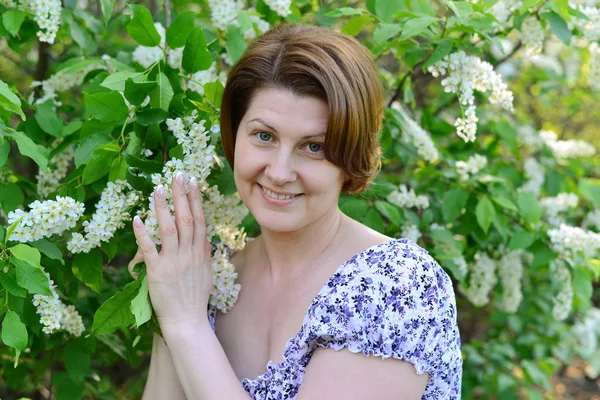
207 238 462 399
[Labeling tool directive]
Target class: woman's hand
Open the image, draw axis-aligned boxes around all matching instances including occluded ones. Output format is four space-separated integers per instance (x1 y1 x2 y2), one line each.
132 173 213 331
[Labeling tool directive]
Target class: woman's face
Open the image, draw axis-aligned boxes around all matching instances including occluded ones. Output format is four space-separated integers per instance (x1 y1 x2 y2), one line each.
233 87 345 234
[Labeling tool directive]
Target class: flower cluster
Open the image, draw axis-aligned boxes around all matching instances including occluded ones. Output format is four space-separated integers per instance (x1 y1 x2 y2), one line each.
390 102 439 162
428 51 514 142
588 43 600 91
67 181 141 253
36 139 74 197
540 129 597 159
463 253 497 307
400 222 422 243
497 249 524 313
205 0 271 37
517 125 546 152
571 3 600 42
203 185 248 251
551 259 573 321
547 224 600 262
386 184 429 210
521 16 545 56
490 0 522 25
520 157 545 197
540 192 578 226
452 256 469 281
30 57 112 105
3 0 62 43
583 209 600 231
33 271 85 336
209 245 242 311
455 154 488 181
572 308 600 378
264 0 292 17
8 197 85 243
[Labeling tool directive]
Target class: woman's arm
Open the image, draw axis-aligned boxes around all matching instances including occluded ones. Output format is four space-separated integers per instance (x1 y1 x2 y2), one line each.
142 333 187 400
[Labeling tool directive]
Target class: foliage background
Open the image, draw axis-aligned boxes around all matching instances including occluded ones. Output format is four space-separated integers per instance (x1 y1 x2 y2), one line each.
0 0 599 399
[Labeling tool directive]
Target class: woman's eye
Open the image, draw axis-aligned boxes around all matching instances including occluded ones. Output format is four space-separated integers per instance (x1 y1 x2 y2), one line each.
307 143 323 153
257 131 272 142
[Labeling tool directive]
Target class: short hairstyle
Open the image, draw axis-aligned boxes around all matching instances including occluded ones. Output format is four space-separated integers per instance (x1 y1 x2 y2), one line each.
220 23 384 194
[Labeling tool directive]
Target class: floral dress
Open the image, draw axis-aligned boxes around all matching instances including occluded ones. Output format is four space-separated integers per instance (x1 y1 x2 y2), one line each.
207 238 463 399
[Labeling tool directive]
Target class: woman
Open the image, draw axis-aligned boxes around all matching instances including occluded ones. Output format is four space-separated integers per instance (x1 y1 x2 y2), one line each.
130 24 462 399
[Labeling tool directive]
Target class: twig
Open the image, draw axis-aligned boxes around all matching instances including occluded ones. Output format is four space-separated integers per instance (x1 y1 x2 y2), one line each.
493 41 522 68
164 0 171 28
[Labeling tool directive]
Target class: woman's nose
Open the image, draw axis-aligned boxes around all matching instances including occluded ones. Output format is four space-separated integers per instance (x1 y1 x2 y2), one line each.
264 150 297 186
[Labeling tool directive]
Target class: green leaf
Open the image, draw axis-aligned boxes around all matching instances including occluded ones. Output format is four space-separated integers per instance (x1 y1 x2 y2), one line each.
136 108 168 126
226 25 247 65
0 270 27 297
508 230 535 251
375 200 402 226
5 216 22 245
82 143 120 184
63 340 91 381
447 1 473 20
72 250 104 293
144 124 163 149
30 239 64 264
491 196 518 212
108 154 128 182
520 0 541 14
572 267 592 305
99 0 113 25
579 178 600 208
400 16 439 40
2 10 27 36
204 81 224 109
126 5 161 47
341 16 373 36
544 11 571 45
475 196 495 234
11 131 49 170
375 0 404 22
35 102 64 137
182 27 213 74
124 79 157 106
0 80 25 121
131 275 152 327
2 311 27 366
92 279 141 335
166 11 196 48
405 46 425 69
9 243 42 268
423 39 452 70
100 71 144 91
84 91 129 122
10 258 52 296
0 182 24 214
517 190 541 225
325 7 367 17
522 360 552 391
149 73 174 112
362 208 385 232
340 198 371 220
70 19 98 53
374 23 402 43
442 188 469 223
74 133 112 168
0 138 10 168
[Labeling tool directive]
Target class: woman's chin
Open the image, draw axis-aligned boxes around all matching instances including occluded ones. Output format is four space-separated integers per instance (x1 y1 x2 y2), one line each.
254 213 302 234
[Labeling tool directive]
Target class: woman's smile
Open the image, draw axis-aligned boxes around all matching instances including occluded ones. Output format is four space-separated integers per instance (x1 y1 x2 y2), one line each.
257 183 303 206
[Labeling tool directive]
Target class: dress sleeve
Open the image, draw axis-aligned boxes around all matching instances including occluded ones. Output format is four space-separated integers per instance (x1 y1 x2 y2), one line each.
310 239 462 397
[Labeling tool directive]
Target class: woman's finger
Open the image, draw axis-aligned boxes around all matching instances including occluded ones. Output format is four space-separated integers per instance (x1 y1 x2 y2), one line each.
132 216 160 266
172 172 194 250
188 177 209 252
153 184 179 255
128 248 144 279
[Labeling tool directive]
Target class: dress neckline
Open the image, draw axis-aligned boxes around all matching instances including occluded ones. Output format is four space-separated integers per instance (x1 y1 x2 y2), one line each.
212 238 403 385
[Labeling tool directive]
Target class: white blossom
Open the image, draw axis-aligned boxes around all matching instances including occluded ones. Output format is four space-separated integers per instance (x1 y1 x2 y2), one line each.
517 125 546 152
547 224 600 263
452 256 469 281
540 129 597 159
551 259 573 321
583 209 600 231
264 0 292 17
400 222 422 243
8 197 85 243
8 0 62 43
386 184 429 210
456 154 488 181
521 16 545 56
497 249 524 313
520 157 545 197
36 139 74 197
209 245 242 312
463 253 497 307
59 303 85 336
67 181 141 253
390 102 439 162
490 0 522 25
540 192 578 226
428 51 514 142
571 3 600 42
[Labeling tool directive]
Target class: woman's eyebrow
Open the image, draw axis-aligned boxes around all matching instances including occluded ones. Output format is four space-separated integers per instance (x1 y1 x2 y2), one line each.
248 118 325 139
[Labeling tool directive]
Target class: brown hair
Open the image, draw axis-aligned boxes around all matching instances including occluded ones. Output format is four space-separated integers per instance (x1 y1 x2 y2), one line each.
220 24 384 193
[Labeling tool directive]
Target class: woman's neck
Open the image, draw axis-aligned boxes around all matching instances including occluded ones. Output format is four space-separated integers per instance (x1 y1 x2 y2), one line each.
256 209 346 286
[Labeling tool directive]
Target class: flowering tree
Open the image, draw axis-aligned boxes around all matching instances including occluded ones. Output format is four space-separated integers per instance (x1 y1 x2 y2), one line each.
0 0 599 398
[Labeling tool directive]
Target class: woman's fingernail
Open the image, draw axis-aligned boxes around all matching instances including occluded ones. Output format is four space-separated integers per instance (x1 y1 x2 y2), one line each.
134 215 143 227
176 171 184 185
190 177 198 190
156 184 165 199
